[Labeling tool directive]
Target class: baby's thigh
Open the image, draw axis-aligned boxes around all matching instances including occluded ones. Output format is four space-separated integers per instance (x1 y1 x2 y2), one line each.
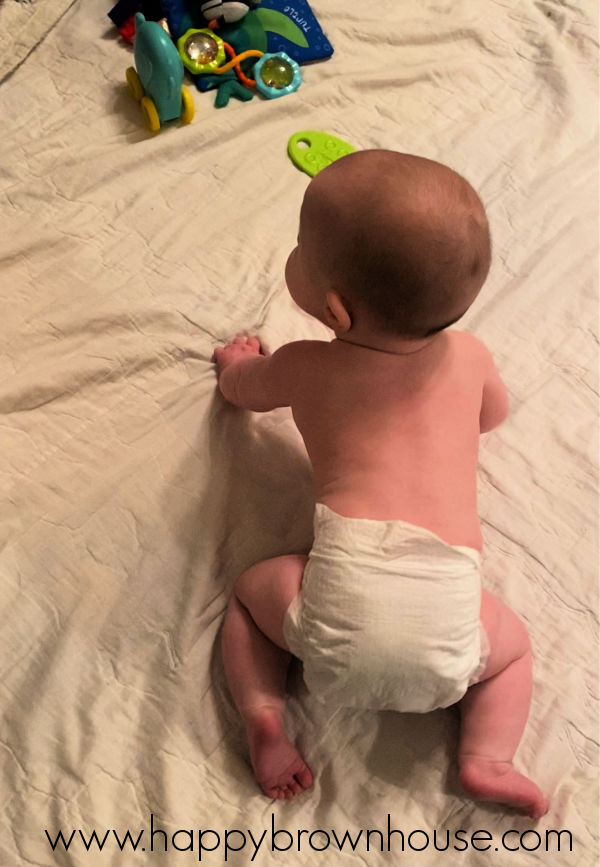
235 554 308 650
478 589 531 681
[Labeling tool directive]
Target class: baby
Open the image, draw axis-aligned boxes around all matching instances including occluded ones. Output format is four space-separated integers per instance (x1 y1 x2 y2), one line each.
214 150 549 818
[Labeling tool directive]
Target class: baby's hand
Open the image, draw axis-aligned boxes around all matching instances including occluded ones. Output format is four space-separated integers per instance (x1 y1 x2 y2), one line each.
213 334 269 374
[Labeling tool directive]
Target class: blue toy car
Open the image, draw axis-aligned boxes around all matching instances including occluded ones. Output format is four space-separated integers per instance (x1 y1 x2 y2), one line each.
126 13 194 131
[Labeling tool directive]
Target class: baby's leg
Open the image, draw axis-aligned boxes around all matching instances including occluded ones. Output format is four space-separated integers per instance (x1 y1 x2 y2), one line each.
458 590 549 818
221 554 313 800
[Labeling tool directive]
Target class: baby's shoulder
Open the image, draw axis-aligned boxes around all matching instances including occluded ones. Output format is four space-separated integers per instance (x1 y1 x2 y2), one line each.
272 339 329 362
270 339 330 377
447 330 494 367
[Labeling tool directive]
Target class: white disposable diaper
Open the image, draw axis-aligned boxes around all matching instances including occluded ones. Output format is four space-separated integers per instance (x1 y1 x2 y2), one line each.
283 504 487 713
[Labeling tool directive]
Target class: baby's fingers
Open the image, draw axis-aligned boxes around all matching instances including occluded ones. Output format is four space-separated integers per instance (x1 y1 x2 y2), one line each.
247 335 271 356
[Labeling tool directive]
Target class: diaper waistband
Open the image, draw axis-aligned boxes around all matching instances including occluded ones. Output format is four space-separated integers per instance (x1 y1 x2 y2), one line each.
313 503 481 566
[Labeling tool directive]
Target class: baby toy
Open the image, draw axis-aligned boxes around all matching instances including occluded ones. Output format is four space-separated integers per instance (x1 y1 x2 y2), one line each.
126 13 195 131
177 26 300 101
200 0 256 24
253 52 301 98
177 27 262 85
177 28 227 74
288 131 356 177
112 0 332 111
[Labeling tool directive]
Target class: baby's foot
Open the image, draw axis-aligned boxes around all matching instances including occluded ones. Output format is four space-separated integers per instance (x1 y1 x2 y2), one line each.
459 757 549 819
245 706 313 800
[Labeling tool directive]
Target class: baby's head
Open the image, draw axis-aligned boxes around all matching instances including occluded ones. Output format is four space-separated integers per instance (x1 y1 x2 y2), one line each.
285 150 491 344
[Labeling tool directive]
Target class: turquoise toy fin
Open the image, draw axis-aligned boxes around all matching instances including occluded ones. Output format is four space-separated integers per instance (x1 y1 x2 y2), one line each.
214 79 254 107
287 130 356 177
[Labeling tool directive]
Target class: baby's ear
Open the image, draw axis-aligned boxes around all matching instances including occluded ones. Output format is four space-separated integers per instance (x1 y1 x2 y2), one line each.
324 291 352 332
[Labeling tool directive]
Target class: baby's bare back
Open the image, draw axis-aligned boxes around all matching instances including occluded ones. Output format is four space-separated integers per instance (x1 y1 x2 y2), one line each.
289 331 489 551
218 329 507 550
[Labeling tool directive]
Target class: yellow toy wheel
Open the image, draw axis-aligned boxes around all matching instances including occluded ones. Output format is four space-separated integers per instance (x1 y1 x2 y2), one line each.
126 66 144 102
180 86 195 124
141 96 160 132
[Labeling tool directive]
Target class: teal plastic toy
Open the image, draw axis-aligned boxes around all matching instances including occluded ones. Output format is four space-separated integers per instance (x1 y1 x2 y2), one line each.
126 13 195 132
287 130 356 177
254 52 301 99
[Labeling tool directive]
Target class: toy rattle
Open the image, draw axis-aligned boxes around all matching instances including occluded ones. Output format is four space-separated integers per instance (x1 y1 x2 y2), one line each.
254 53 301 99
177 27 262 87
177 27 301 100
126 13 194 131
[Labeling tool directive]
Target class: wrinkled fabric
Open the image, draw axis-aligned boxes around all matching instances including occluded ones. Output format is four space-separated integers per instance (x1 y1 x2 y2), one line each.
0 0 597 863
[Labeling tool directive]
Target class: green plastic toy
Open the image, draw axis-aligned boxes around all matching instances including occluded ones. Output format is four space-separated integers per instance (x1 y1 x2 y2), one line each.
287 130 356 177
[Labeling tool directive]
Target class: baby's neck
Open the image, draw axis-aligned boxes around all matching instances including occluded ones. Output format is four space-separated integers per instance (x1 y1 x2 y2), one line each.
335 332 442 357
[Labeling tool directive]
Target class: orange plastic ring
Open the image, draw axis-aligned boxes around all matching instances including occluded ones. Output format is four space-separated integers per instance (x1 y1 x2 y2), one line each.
213 48 263 75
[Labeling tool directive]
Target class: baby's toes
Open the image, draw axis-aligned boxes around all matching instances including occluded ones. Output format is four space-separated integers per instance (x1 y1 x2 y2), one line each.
295 765 313 790
288 779 302 796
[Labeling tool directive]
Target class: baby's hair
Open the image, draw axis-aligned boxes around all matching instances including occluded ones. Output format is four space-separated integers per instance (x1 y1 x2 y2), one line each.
303 151 491 339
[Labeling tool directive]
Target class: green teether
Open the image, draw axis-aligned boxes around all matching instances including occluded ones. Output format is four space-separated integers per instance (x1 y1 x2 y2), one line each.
287 130 357 177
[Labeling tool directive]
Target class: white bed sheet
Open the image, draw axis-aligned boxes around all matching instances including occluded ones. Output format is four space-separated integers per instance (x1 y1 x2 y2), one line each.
1 0 598 864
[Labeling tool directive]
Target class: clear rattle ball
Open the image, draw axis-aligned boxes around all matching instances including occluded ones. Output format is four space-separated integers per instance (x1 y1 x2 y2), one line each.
259 56 294 89
184 32 218 64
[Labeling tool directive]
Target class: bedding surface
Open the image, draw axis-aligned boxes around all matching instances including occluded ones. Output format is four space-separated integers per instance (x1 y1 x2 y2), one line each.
1 0 598 864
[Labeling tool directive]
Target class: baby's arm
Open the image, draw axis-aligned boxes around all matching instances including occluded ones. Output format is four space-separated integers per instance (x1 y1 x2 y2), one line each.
214 335 307 412
479 346 509 433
